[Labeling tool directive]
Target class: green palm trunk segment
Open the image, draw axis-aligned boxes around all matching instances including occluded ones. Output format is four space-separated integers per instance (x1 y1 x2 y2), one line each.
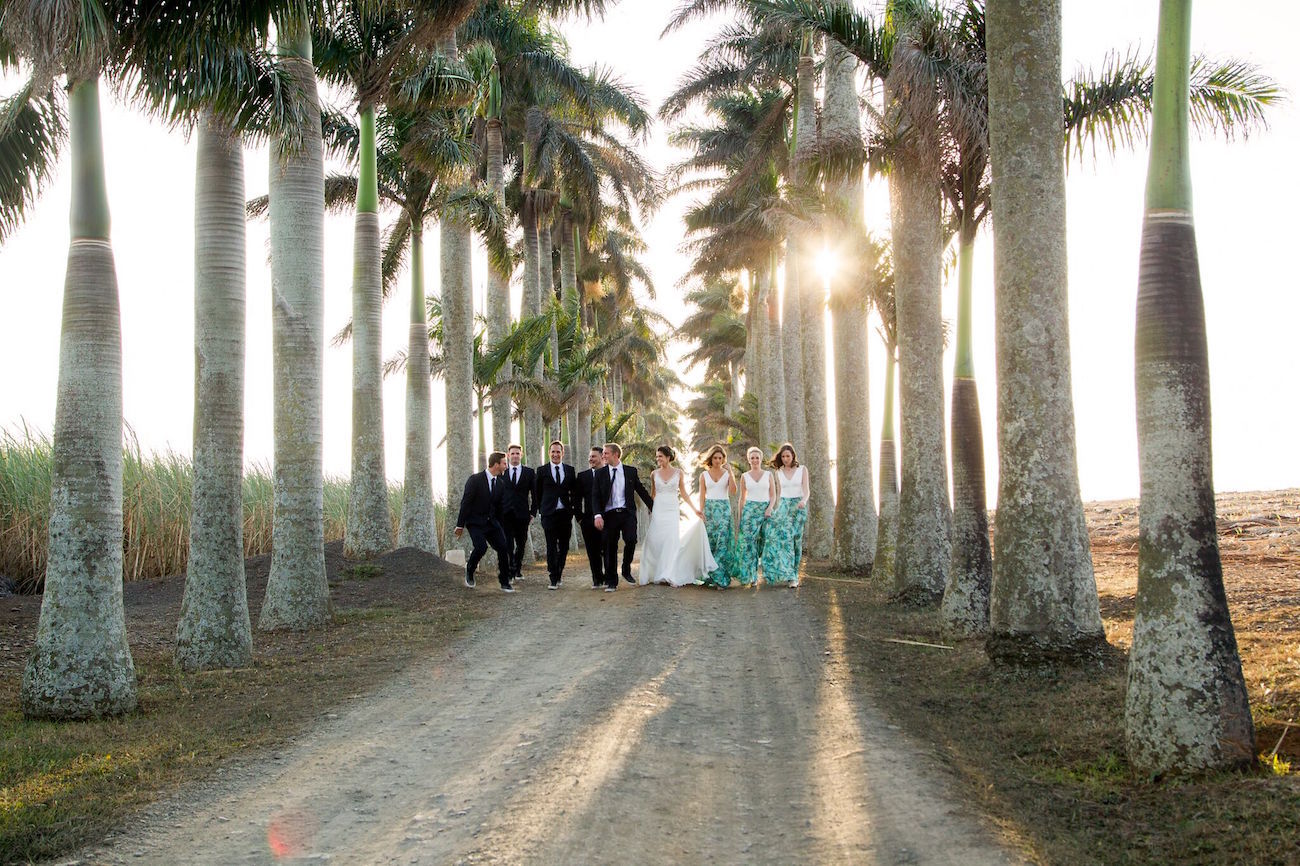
69 79 110 240
1125 0 1254 775
953 229 975 379
358 106 379 214
1145 0 1193 212
22 75 138 718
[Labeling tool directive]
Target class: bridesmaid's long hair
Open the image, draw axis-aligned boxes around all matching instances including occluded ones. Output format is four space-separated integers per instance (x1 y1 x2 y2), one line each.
700 444 727 468
771 442 799 469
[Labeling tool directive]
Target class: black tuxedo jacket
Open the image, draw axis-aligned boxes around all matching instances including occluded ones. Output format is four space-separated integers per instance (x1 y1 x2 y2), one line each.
593 462 654 518
499 463 535 520
533 461 576 518
456 470 505 529
575 467 601 524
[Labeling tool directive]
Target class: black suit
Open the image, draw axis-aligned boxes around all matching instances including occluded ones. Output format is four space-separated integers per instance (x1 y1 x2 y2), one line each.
574 467 605 586
456 471 510 586
499 463 535 579
533 461 577 585
593 462 654 588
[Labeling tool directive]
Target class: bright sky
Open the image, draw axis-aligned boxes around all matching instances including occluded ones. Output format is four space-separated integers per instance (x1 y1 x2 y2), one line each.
1 1 1296 505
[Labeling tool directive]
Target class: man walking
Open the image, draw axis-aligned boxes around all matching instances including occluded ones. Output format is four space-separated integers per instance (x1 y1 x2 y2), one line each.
574 445 606 589
454 451 514 592
499 444 535 583
592 443 653 592
533 440 576 589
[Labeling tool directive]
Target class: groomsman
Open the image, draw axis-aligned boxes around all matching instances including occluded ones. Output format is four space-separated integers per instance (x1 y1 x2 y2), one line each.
454 451 513 591
592 442 654 592
499 444 535 582
533 440 577 589
574 446 606 588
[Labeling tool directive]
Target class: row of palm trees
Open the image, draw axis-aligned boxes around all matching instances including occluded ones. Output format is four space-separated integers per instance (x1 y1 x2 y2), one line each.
1 0 678 721
670 0 1276 776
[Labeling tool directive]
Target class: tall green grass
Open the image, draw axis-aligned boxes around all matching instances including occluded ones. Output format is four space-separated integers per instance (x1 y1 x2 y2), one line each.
0 428 434 593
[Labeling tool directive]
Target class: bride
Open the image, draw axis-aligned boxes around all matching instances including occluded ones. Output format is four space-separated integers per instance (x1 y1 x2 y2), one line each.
639 445 718 587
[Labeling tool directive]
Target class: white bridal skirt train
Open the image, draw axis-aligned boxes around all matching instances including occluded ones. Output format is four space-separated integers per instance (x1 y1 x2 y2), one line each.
639 505 718 587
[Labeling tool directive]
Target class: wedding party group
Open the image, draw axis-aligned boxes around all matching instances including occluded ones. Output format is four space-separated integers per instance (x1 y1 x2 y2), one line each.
452 441 812 593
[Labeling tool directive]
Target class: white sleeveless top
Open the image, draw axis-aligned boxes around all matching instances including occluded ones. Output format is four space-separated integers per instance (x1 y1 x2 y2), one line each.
777 465 804 499
743 470 772 499
703 470 731 500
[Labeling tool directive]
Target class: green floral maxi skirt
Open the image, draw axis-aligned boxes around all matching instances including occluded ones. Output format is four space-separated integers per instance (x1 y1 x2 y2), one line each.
700 500 735 587
735 501 767 585
760 497 807 584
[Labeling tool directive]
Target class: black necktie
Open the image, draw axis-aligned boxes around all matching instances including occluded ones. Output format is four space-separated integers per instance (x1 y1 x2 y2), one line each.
554 465 560 484
512 467 518 485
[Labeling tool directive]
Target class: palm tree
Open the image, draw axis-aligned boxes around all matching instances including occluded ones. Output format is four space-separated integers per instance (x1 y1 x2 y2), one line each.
1123 0 1272 775
312 0 479 559
789 37 835 560
120 9 307 670
983 0 1102 660
5 0 138 717
823 31 876 573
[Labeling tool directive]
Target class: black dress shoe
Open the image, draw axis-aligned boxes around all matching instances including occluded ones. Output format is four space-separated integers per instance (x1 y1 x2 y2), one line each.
464 568 475 589
548 581 559 590
622 574 634 584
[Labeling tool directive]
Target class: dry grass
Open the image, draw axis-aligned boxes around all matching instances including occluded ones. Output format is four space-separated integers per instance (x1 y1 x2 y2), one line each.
811 489 1300 866
0 429 435 592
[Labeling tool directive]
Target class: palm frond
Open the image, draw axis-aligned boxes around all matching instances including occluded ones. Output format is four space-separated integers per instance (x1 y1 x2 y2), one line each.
0 79 64 243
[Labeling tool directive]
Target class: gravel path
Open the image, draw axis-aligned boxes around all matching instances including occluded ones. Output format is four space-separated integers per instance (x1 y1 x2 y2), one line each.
76 580 1023 865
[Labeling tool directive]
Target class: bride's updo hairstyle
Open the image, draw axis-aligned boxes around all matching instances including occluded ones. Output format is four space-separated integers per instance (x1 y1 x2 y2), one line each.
771 442 799 469
700 444 726 468
656 445 676 463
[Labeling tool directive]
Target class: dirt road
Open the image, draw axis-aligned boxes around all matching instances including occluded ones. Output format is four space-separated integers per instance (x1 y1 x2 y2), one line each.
78 580 1022 865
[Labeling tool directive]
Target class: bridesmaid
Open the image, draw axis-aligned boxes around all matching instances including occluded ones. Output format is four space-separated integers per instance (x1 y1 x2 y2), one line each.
735 446 774 586
761 443 809 587
697 444 737 587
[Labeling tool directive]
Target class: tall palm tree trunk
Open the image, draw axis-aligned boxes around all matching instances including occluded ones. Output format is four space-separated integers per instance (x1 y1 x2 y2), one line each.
1124 0 1253 775
761 256 788 448
560 214 580 450
986 0 1104 662
889 161 951 605
874 351 900 586
22 76 137 718
782 250 807 447
399 222 437 553
176 112 252 671
345 104 390 559
940 224 993 635
261 23 329 631
442 210 474 550
793 52 833 561
825 39 875 572
540 220 561 446
521 197 544 460
486 116 512 454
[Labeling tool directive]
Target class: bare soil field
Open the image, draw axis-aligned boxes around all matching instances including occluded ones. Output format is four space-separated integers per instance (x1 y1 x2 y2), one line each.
1 490 1297 865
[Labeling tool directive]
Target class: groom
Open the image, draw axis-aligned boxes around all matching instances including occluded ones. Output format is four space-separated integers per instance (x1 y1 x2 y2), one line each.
592 442 654 592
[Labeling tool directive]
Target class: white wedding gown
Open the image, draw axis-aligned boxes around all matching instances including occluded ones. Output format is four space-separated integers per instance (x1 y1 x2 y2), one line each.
639 469 718 586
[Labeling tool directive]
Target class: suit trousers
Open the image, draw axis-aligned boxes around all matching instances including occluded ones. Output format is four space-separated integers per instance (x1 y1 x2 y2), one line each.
540 512 574 583
501 512 530 577
467 522 511 586
601 508 637 587
579 518 604 586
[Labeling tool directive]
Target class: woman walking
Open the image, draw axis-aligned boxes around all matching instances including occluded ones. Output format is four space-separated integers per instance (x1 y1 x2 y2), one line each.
735 446 774 586
698 445 738 587
761 443 809 587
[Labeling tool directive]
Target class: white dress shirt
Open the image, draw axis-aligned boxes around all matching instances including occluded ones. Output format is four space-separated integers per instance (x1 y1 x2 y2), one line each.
608 464 626 509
